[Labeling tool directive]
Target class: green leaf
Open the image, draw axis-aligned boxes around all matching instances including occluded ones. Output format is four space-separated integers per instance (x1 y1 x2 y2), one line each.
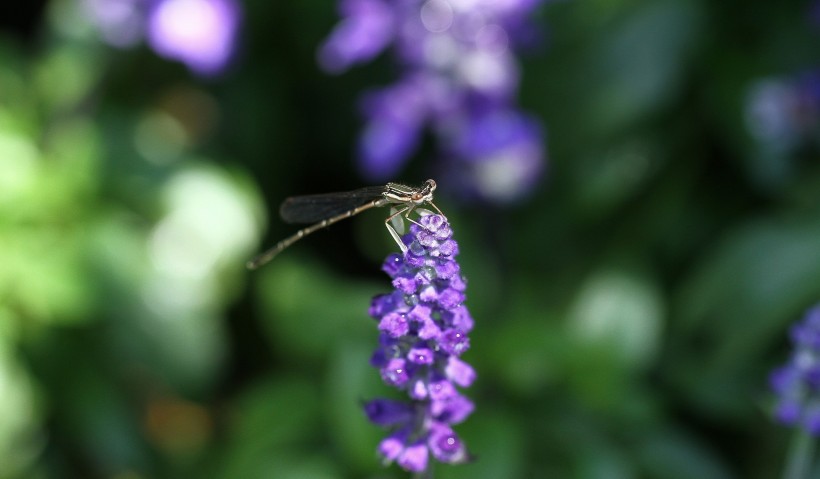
578 0 703 136
256 258 379 362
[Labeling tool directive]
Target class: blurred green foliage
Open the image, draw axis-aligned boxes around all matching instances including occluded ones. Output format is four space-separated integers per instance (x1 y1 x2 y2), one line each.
1 0 820 478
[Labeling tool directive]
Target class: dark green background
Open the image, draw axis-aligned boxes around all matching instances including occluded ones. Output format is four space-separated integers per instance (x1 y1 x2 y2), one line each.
1 0 820 477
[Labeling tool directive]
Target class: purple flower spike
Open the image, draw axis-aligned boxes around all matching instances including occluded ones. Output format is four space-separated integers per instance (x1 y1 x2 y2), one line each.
770 304 820 436
365 214 474 473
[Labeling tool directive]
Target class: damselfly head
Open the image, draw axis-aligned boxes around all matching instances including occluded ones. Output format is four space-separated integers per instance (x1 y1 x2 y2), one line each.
413 179 437 203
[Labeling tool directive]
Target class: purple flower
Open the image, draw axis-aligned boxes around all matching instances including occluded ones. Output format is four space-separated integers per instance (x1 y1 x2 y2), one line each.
364 214 474 473
317 0 395 73
147 0 240 75
82 0 146 47
320 0 547 203
811 0 820 28
745 67 820 163
84 0 240 76
445 106 546 203
364 398 414 426
770 304 820 436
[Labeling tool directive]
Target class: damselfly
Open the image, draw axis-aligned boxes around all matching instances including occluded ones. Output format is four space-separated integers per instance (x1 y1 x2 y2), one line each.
246 179 443 269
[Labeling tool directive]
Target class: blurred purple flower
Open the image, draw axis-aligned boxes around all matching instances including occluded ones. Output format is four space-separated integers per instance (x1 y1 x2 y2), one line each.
84 0 240 76
147 0 240 75
770 304 820 435
446 105 545 203
83 0 146 47
746 71 820 152
320 0 547 203
318 0 395 73
811 0 820 27
365 214 474 473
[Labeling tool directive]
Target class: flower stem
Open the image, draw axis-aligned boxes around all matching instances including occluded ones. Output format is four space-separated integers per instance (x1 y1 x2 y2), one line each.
783 429 816 479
